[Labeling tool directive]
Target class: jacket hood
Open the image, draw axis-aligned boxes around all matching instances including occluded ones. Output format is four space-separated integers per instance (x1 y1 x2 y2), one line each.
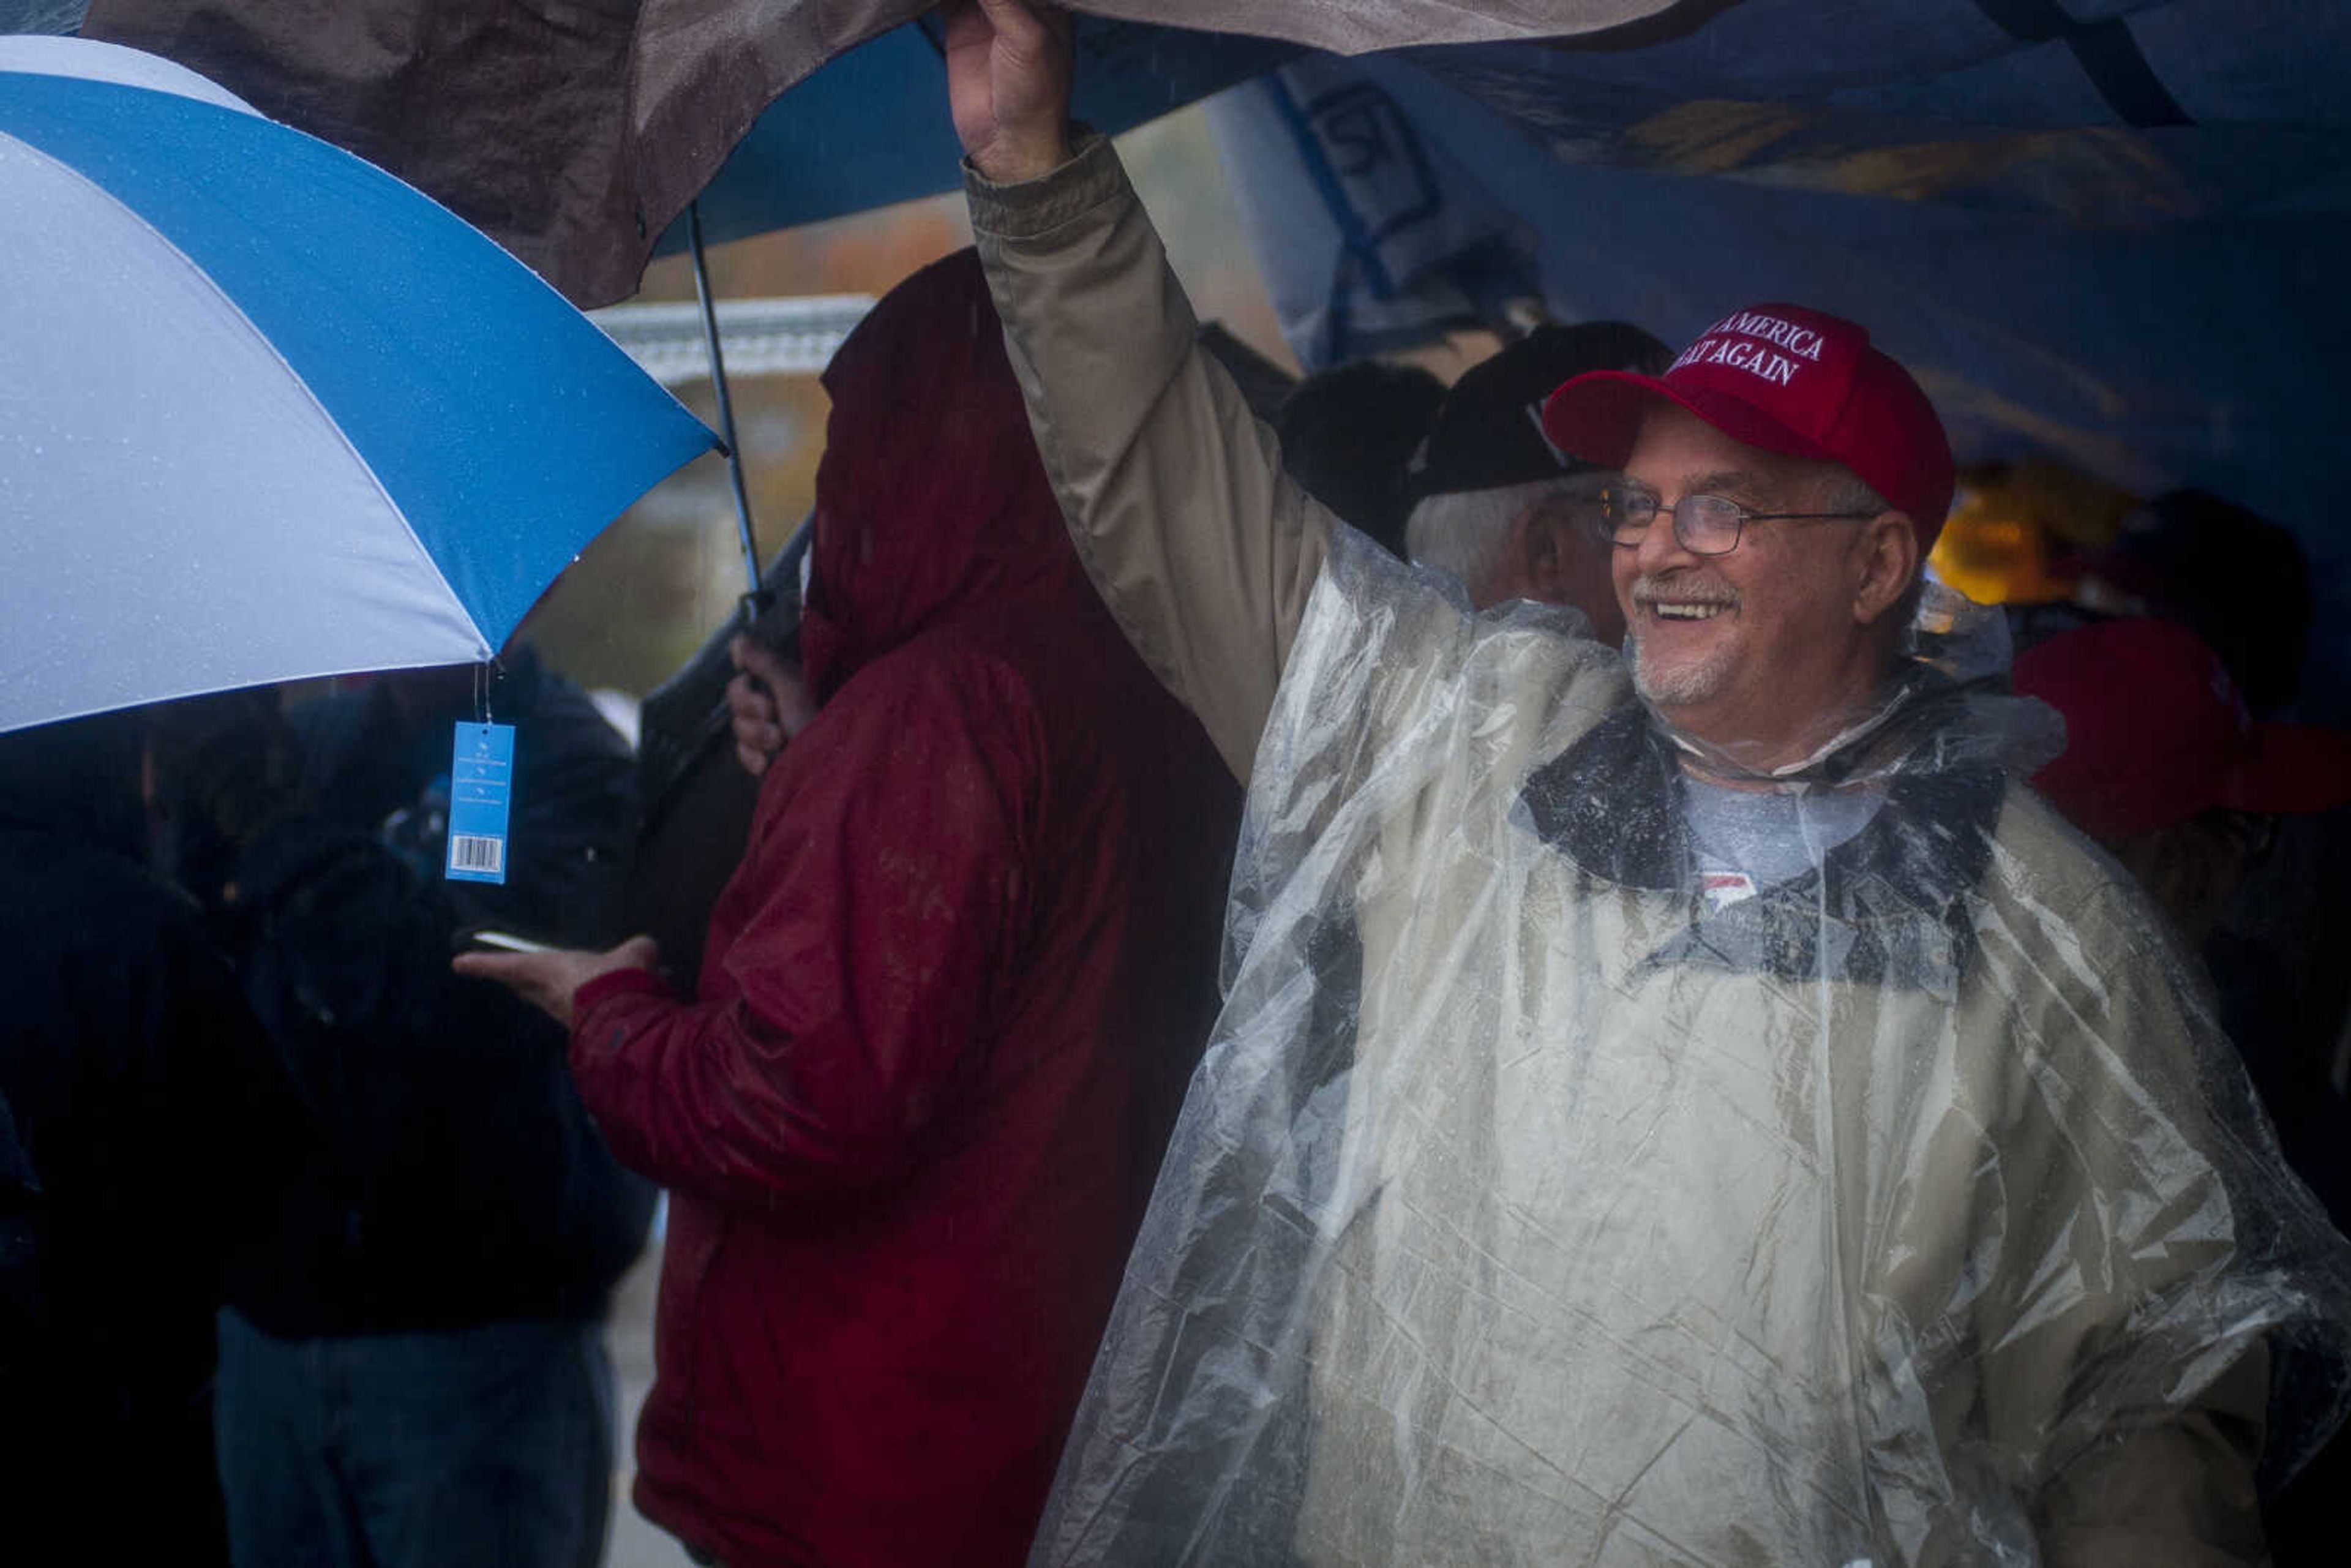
799 249 1093 703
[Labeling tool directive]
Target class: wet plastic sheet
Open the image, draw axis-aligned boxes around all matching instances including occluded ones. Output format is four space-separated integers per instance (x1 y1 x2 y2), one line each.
1034 525 2351 1566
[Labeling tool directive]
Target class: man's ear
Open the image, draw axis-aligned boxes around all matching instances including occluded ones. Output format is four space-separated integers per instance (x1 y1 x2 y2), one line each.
1517 504 1571 603
1851 511 1920 627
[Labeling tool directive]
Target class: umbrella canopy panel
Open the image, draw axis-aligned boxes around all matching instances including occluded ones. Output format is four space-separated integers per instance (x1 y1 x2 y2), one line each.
674 19 1297 253
0 43 716 733
1 132 484 727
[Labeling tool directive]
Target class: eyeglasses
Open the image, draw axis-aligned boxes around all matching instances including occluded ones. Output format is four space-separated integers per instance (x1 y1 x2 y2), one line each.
1591 487 1880 557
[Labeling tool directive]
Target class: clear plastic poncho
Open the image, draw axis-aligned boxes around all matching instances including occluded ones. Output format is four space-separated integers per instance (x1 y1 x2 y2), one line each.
1032 526 2351 1567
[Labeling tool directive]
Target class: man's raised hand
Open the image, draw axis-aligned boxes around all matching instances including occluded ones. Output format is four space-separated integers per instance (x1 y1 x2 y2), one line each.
940 0 1076 184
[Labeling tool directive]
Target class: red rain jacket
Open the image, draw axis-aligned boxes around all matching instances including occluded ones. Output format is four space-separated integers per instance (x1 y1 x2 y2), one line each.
568 252 1237 1567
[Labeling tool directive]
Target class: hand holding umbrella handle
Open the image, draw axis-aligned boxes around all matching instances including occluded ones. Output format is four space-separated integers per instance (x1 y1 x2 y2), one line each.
727 635 817 777
941 0 1077 184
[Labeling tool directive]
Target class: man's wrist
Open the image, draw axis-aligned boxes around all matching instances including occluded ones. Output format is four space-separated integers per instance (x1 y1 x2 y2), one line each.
574 963 667 1019
966 119 1087 186
973 127 1074 186
964 127 1120 241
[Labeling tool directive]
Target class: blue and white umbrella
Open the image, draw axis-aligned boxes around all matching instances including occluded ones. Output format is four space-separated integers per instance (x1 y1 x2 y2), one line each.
0 36 718 735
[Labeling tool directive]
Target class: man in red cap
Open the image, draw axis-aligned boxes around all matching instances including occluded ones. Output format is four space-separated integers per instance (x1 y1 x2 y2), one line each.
1539 302 1955 772
939 6 2351 1566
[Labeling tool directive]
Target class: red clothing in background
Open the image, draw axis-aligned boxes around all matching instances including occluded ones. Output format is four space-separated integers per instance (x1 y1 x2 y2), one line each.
568 251 1236 1567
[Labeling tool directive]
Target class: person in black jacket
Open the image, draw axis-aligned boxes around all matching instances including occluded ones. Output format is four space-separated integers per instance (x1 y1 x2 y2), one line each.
198 652 654 1568
0 707 312 1566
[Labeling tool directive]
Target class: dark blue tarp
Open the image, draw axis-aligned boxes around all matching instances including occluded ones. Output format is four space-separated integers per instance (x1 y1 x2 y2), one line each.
1199 1 2351 706
674 2 2349 572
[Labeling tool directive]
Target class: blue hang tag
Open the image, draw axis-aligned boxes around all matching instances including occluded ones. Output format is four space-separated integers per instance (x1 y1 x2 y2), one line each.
446 721 516 885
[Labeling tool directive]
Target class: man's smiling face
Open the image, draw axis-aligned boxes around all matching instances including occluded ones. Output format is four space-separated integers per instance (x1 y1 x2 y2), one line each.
1613 403 1907 765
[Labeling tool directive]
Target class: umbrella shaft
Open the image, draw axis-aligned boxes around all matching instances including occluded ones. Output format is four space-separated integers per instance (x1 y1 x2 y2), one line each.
688 203 763 602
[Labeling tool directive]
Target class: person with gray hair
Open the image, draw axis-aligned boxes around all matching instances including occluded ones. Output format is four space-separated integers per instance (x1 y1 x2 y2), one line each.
1401 321 1668 638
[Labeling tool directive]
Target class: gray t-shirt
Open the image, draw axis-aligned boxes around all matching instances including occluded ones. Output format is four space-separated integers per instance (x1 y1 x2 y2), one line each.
1681 777 1885 901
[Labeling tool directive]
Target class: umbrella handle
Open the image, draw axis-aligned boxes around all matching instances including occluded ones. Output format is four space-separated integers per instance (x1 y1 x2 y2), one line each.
739 588 776 637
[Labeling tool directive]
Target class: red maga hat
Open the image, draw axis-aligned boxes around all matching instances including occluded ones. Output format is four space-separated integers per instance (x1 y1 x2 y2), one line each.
1540 303 1955 549
2012 618 2351 841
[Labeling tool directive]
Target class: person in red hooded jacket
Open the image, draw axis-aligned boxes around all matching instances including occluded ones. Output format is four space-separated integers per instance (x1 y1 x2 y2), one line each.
462 250 1237 1567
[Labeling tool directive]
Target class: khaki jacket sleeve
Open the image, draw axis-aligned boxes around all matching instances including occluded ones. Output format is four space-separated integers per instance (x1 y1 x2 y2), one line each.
966 133 1332 783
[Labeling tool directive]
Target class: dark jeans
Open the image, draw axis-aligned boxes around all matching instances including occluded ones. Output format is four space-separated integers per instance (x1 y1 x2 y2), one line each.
214 1308 614 1568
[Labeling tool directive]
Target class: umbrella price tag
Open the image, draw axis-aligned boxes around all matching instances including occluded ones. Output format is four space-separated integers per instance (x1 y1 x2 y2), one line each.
446 722 516 885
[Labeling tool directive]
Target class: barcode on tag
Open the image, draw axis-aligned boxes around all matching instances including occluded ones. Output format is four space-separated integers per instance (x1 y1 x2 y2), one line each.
448 835 504 875
447 720 515 886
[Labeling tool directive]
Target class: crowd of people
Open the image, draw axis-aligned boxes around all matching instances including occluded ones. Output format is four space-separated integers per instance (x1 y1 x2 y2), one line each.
7 1 2351 1563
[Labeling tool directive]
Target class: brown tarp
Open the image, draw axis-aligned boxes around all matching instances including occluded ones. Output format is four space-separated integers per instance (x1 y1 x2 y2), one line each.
80 1 1673 306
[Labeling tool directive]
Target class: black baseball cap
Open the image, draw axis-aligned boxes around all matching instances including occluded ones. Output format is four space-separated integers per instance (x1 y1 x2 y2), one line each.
1406 321 1669 505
